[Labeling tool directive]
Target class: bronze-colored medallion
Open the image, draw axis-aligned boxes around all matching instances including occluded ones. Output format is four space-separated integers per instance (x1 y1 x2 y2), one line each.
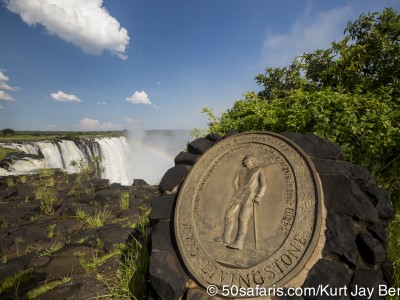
175 132 322 293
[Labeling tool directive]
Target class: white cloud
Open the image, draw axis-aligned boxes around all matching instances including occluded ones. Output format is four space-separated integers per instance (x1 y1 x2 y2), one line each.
45 124 60 130
0 70 10 81
152 104 160 109
51 90 81 102
99 122 117 130
96 101 107 105
261 6 352 67
0 91 15 101
126 90 152 105
78 118 100 129
6 0 130 60
0 81 21 91
0 105 3 109
78 118 119 130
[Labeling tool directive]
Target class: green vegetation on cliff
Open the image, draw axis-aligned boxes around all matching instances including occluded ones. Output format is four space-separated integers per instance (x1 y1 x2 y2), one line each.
0 130 127 142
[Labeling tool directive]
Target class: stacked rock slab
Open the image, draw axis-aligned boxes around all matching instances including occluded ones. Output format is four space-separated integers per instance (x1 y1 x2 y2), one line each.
148 131 393 300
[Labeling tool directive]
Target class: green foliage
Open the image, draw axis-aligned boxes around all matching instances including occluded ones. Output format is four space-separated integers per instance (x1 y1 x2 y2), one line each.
2 128 15 136
47 224 56 238
119 191 130 210
0 147 17 161
208 89 399 169
0 269 32 296
40 242 63 257
0 130 125 142
205 8 400 290
34 186 58 215
99 210 151 300
26 275 71 299
6 177 15 187
74 208 110 228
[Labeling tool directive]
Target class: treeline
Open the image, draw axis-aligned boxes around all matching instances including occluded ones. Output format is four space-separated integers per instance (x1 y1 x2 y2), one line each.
0 130 128 141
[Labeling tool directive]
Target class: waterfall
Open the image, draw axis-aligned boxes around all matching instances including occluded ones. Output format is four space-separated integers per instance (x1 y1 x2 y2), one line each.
0 137 133 185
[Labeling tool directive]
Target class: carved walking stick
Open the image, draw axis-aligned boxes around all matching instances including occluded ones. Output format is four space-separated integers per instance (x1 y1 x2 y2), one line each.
253 201 258 250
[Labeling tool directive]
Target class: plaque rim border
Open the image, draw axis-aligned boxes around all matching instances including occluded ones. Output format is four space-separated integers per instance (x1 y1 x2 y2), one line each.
174 131 323 292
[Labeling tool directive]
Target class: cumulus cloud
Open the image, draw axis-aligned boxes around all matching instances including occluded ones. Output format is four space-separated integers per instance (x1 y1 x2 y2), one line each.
78 118 119 130
0 91 15 101
51 90 81 102
0 81 21 91
96 101 107 105
0 69 19 101
0 70 10 81
126 90 152 105
6 0 130 60
261 6 352 67
79 118 99 129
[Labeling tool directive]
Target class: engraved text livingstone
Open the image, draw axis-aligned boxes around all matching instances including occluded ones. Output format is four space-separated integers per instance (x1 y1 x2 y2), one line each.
174 132 322 295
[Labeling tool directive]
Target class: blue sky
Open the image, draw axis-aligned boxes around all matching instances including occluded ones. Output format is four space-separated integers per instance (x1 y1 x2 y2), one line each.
0 0 399 131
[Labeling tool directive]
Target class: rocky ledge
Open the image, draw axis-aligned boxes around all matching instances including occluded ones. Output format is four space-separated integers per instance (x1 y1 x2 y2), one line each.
0 170 158 299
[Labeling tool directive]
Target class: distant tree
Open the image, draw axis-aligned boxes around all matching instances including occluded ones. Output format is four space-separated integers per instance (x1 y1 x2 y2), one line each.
253 8 400 101
2 128 15 136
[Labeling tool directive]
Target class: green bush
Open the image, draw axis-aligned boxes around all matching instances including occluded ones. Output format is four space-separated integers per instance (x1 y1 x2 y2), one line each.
203 8 400 293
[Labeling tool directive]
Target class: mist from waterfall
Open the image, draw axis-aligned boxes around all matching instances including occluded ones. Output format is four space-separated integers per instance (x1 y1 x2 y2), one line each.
125 129 191 185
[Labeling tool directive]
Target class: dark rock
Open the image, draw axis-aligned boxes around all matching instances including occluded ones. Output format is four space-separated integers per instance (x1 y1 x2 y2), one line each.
186 288 225 299
320 174 378 223
35 275 106 300
133 179 149 187
159 164 191 194
174 151 199 166
94 188 120 206
272 289 301 300
0 253 36 283
357 232 386 264
40 244 89 277
280 132 343 160
380 258 394 286
324 213 358 266
367 224 388 250
111 182 122 188
187 138 214 155
73 224 133 253
29 255 51 268
302 259 351 300
90 178 110 192
374 188 394 221
54 218 86 238
311 158 376 189
224 129 238 138
149 194 176 222
0 186 18 199
206 132 223 142
350 269 386 300
149 219 188 300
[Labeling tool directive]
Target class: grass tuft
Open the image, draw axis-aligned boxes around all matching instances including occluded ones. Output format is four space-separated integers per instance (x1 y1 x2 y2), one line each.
26 275 71 299
98 210 150 299
74 208 110 228
119 191 130 210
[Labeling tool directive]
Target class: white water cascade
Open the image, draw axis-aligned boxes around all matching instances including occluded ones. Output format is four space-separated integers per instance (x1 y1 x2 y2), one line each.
0 137 135 185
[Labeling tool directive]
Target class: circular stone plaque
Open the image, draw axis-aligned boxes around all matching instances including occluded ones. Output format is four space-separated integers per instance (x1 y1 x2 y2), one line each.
175 132 322 294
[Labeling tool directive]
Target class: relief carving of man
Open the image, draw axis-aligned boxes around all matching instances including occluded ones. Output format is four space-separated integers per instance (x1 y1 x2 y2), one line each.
215 155 266 250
